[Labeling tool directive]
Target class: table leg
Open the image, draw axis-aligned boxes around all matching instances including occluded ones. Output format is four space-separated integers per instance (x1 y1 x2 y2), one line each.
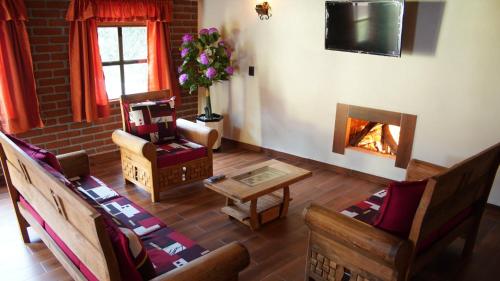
249 199 260 230
280 186 290 218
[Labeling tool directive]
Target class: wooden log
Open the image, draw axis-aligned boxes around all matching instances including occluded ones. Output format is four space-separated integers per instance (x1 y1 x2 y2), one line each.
349 122 378 147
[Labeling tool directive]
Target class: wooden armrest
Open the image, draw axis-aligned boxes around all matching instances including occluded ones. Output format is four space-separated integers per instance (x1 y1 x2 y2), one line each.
111 130 156 161
304 204 412 268
176 118 218 148
151 242 250 281
57 150 90 178
405 159 448 181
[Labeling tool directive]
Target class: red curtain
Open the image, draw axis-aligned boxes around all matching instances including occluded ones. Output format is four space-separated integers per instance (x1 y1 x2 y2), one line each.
67 18 110 122
0 0 43 133
66 0 179 120
147 21 180 103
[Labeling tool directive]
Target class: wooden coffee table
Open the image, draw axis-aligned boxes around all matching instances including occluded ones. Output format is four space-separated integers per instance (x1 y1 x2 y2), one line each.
204 159 312 230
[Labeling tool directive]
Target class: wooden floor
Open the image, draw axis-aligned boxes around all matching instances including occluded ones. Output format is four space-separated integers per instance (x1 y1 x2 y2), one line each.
1 144 500 281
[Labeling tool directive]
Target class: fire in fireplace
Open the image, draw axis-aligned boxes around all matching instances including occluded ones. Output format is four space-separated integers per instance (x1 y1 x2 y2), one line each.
348 119 401 156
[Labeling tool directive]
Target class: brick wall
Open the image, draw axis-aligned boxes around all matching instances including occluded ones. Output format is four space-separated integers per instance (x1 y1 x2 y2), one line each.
15 0 199 157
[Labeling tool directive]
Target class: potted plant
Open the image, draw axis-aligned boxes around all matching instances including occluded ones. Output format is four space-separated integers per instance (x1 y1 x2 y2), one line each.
178 27 234 150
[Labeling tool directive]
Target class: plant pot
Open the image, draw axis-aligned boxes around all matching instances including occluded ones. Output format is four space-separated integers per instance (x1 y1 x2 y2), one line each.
196 114 224 150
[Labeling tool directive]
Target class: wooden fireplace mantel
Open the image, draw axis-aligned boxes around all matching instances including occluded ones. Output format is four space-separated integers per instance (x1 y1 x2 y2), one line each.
332 103 417 169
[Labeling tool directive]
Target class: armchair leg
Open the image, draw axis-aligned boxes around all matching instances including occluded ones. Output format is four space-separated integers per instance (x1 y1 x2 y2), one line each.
151 188 160 203
462 227 479 258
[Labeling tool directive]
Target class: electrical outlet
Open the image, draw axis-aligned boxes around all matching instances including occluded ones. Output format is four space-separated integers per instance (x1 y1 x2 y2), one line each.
249 66 255 76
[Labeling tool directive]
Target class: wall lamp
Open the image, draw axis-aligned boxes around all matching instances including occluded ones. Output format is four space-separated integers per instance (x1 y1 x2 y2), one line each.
255 2 272 20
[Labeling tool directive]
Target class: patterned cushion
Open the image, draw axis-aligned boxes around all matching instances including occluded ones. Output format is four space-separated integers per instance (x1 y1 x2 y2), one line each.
125 98 177 144
157 138 207 168
141 227 209 276
340 189 386 225
69 175 119 203
101 197 165 237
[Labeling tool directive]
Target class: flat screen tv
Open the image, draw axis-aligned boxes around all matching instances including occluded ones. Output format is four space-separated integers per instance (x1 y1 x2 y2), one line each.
325 1 404 57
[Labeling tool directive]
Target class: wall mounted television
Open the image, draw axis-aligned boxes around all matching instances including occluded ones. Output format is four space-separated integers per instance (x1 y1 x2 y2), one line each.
325 0 405 57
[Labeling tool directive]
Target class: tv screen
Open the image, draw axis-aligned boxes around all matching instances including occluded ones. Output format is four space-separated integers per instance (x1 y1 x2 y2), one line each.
325 1 404 57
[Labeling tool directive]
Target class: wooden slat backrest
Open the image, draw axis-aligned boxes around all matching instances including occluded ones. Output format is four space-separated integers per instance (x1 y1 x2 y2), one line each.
0 133 120 281
119 90 172 131
410 142 500 243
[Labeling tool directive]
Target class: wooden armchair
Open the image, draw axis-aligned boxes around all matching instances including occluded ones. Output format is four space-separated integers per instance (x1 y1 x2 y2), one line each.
304 143 500 281
113 90 218 202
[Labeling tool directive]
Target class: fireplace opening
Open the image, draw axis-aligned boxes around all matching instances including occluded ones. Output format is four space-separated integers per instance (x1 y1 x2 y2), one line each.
332 103 417 168
348 119 401 157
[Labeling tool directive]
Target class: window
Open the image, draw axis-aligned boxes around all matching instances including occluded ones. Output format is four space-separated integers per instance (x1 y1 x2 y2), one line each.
97 26 148 100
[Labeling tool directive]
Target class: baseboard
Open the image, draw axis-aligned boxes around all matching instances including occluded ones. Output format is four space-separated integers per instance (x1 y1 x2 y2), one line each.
221 138 392 186
487 203 500 211
89 150 120 165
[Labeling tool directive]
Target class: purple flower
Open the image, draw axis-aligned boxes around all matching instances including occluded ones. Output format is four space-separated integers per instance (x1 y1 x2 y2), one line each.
181 48 189 58
205 67 217 79
182 34 194 43
199 52 209 65
218 40 226 47
225 66 234 75
199 28 209 35
179 73 188 85
177 66 183 73
209 27 219 35
225 48 232 58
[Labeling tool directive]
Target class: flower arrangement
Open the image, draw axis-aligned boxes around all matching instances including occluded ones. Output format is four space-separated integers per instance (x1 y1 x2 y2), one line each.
178 27 234 121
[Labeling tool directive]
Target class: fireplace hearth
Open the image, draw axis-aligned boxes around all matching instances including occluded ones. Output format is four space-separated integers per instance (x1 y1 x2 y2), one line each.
332 104 417 168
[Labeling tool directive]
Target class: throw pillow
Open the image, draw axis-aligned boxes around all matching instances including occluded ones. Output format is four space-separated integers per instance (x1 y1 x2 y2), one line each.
7 134 63 172
373 180 428 238
125 97 177 144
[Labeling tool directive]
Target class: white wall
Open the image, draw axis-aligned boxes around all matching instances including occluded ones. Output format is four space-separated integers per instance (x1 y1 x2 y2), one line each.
199 0 500 205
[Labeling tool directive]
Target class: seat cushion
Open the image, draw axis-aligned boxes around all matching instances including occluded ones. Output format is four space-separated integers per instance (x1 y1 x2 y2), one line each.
141 227 209 276
6 134 62 172
124 97 177 144
340 189 386 225
373 180 428 238
157 138 208 168
100 197 165 237
341 188 473 255
69 175 119 203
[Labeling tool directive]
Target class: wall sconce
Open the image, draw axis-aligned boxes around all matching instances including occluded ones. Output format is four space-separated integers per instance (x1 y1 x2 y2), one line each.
255 2 272 20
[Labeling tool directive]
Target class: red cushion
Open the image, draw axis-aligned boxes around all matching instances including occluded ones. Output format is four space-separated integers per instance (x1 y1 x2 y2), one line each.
19 196 45 228
374 180 428 238
6 134 62 172
124 97 177 144
157 138 207 168
141 227 209 276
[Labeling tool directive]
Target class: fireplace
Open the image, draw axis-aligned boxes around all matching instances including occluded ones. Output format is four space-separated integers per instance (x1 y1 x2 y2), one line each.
332 103 417 168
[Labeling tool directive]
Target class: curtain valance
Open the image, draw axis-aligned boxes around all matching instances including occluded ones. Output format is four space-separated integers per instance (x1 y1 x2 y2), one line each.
66 0 173 22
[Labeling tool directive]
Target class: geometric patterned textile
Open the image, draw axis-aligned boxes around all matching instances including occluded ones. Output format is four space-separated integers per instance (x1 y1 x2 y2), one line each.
141 227 209 276
157 138 207 168
69 175 119 203
126 98 177 144
100 197 166 237
340 189 386 225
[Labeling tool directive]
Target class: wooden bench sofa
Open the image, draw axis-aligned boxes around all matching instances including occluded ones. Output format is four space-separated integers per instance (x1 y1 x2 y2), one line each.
304 142 500 281
0 132 250 281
